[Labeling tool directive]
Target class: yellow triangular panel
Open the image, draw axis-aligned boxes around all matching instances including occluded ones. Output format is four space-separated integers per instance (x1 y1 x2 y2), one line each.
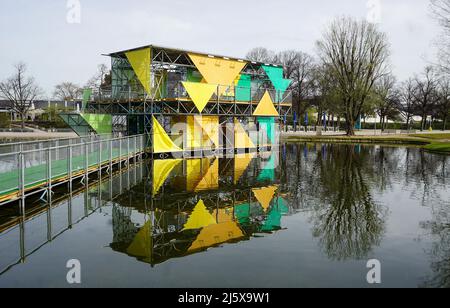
252 186 278 212
234 153 255 184
153 116 182 154
125 48 151 94
188 220 244 252
183 200 217 231
253 91 279 116
182 82 217 112
127 221 152 262
152 159 182 195
188 54 247 95
234 119 256 149
195 159 219 192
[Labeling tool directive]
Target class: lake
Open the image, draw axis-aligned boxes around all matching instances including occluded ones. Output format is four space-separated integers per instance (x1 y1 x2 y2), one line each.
0 143 449 288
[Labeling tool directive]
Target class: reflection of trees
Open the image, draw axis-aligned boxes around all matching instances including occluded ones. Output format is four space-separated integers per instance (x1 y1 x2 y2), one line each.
403 148 449 207
308 145 387 260
421 201 450 288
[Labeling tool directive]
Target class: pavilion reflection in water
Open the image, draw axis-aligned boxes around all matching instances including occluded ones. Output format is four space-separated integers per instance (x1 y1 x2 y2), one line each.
110 151 291 266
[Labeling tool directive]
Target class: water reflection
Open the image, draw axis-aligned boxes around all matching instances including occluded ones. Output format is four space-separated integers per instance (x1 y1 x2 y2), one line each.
308 145 387 261
109 152 289 266
0 144 449 287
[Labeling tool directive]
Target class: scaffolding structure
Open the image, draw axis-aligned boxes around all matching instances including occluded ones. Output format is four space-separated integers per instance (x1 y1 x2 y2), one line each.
62 45 293 156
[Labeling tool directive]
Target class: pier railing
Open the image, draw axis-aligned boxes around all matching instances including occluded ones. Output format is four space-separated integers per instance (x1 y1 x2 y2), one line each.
0 134 146 206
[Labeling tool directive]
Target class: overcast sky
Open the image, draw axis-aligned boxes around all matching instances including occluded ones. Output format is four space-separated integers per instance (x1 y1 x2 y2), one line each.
0 0 442 97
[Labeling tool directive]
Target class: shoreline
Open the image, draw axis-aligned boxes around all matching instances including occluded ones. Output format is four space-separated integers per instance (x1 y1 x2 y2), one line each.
280 132 450 154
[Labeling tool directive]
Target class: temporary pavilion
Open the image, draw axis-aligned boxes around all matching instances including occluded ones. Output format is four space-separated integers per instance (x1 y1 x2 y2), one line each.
60 45 293 158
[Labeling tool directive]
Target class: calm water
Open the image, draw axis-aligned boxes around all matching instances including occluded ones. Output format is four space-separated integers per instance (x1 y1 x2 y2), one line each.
0 143 449 288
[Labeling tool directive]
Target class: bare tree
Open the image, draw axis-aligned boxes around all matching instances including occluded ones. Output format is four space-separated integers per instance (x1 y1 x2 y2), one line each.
412 66 440 131
290 52 316 118
398 78 417 130
53 82 82 101
431 0 450 74
0 63 42 129
86 63 110 89
274 50 299 79
373 74 400 131
435 78 450 130
316 17 391 135
245 47 275 63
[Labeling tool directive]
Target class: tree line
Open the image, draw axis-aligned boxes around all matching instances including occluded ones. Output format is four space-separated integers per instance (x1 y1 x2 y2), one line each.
1 1 449 135
0 63 110 129
246 1 450 135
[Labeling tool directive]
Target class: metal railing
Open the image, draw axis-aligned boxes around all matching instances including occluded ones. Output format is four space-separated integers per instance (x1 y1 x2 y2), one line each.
0 134 146 207
90 82 293 105
0 161 146 275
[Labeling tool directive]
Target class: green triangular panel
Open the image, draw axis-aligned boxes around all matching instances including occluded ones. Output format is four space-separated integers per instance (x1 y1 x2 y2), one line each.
262 65 292 102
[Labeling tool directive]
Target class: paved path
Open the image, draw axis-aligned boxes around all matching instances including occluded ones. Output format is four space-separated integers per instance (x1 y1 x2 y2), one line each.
0 130 77 140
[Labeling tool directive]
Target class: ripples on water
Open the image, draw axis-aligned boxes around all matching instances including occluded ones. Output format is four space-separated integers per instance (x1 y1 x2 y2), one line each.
0 143 449 287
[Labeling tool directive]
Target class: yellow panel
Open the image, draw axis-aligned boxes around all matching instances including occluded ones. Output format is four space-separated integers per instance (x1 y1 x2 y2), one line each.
234 153 255 184
194 116 219 149
127 221 152 262
182 82 217 112
234 119 256 149
213 207 234 224
153 159 182 195
125 48 151 94
195 159 219 192
252 186 278 212
253 91 279 116
186 116 203 149
153 116 183 154
188 54 247 95
183 200 217 231
186 158 211 191
188 220 244 252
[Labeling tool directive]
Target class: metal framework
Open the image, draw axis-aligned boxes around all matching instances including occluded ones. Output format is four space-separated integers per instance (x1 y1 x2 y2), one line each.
84 45 293 139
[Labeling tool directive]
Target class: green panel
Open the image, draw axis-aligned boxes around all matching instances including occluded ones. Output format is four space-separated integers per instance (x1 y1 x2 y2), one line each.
260 198 289 232
82 89 92 111
235 203 250 225
187 68 203 83
81 114 112 135
235 74 251 101
257 153 276 182
262 65 292 102
258 117 275 144
59 113 92 136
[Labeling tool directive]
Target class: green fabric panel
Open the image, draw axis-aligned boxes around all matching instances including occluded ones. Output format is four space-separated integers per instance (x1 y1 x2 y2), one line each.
261 208 282 232
187 68 203 83
258 117 275 144
235 74 251 101
260 197 289 232
257 153 276 182
82 89 92 111
81 114 112 135
235 203 251 225
262 65 292 102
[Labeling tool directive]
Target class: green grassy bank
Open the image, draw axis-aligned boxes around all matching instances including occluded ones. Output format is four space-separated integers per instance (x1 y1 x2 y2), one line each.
282 133 450 155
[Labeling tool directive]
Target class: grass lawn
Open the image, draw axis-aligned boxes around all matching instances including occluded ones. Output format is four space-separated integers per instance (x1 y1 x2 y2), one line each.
409 133 450 140
423 142 450 153
282 132 450 155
